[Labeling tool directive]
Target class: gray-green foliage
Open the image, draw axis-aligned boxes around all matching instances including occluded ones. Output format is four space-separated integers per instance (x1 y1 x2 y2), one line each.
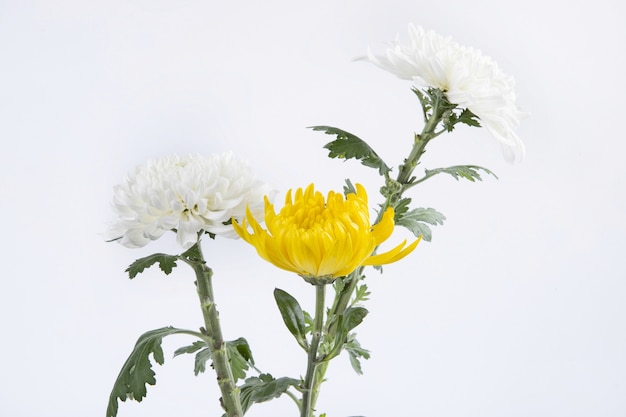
107 326 195 417
239 374 301 414
274 288 308 350
310 126 391 176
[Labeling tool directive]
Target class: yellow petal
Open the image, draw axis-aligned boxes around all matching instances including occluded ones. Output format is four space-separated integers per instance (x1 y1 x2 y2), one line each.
370 208 395 244
362 236 421 266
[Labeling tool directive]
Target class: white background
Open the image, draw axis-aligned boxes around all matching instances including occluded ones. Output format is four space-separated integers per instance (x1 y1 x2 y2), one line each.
1 1 625 416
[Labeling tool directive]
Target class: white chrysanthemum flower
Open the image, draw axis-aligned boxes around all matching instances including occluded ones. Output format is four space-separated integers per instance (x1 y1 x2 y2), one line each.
367 24 527 162
106 152 273 249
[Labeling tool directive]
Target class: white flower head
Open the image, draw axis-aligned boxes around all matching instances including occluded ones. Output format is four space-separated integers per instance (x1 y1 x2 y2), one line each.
106 152 273 249
367 24 527 162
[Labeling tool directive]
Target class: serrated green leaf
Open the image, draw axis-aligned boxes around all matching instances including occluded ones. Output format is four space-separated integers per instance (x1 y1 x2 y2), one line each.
346 338 370 375
456 108 481 127
274 288 307 349
173 340 207 357
395 207 446 242
324 307 369 361
310 126 391 176
239 373 301 413
225 338 254 382
351 284 370 306
393 197 412 218
411 87 431 119
106 326 191 417
195 339 255 381
228 337 254 364
194 347 213 376
423 165 497 183
125 253 179 279
180 243 202 262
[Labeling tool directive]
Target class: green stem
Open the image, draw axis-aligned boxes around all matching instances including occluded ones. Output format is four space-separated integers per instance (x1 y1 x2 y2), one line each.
185 245 243 417
327 270 360 336
301 89 450 417
301 284 326 417
396 92 445 187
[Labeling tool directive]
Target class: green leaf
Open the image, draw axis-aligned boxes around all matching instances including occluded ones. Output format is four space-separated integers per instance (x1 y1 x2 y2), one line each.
274 288 308 349
393 197 412 218
343 178 357 196
303 310 314 334
456 108 481 127
172 340 212 376
395 207 446 242
106 326 192 417
423 165 497 183
342 307 368 333
310 125 391 176
351 284 371 306
194 348 213 376
173 340 207 357
346 337 371 375
177 338 254 381
324 307 369 361
225 338 254 382
180 243 202 262
239 373 301 413
411 87 431 120
125 253 179 279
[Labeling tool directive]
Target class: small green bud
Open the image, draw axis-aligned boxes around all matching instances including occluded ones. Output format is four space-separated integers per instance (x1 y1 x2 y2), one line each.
380 178 402 198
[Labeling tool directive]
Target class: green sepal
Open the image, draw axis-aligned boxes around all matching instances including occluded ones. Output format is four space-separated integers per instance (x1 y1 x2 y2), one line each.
239 373 301 414
310 125 391 176
274 288 308 349
395 205 446 242
125 254 179 279
106 326 194 417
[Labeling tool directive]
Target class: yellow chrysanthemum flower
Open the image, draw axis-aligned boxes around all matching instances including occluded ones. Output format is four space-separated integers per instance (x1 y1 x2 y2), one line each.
233 183 420 282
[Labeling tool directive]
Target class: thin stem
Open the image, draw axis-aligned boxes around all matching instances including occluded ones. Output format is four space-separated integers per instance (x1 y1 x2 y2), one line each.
184 245 244 417
300 284 326 417
326 270 359 336
300 89 450 417
396 94 445 187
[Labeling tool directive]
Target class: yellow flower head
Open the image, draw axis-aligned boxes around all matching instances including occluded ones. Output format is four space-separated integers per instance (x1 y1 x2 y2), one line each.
232 183 420 282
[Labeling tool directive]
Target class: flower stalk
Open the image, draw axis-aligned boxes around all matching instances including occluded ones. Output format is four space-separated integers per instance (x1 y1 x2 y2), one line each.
300 283 326 417
397 89 447 191
328 91 447 334
300 91 450 408
184 243 244 417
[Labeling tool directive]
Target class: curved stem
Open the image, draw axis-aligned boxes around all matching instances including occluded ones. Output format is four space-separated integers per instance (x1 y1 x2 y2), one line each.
185 245 244 417
300 284 326 417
